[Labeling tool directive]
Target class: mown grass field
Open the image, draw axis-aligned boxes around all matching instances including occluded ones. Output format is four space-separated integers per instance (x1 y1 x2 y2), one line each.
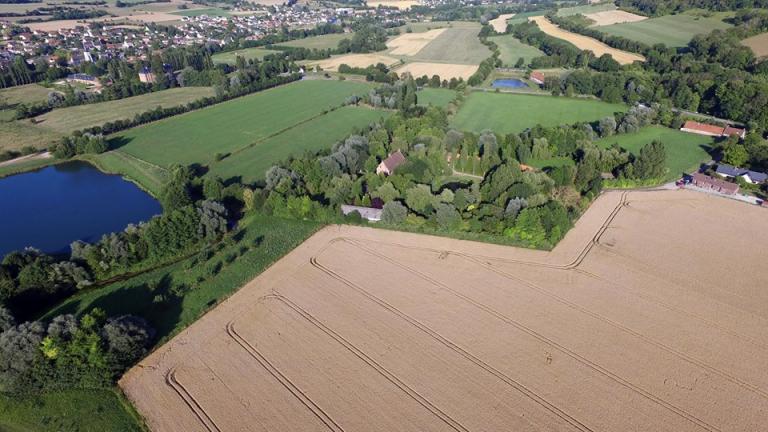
409 25 490 65
81 150 170 196
505 10 545 26
452 92 626 134
31 87 215 135
0 120 62 152
595 125 713 179
212 47 278 64
596 12 732 47
206 106 390 182
489 34 545 67
0 84 50 109
556 2 616 16
115 80 373 168
277 33 350 50
0 388 144 432
417 88 457 107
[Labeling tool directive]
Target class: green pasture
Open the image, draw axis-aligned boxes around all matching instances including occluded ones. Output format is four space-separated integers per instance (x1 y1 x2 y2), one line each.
417 88 456 107
451 92 626 134
115 80 372 168
409 25 489 65
207 106 390 183
212 47 277 64
0 83 50 108
0 120 62 152
277 33 351 50
489 34 545 66
31 87 215 135
82 150 170 196
596 12 733 47
595 125 713 179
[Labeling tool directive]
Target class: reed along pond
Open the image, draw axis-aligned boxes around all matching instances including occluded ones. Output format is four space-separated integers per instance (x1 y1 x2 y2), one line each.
0 161 162 257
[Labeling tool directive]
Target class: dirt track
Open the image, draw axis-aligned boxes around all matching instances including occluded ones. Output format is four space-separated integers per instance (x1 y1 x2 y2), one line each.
121 189 768 431
530 16 645 64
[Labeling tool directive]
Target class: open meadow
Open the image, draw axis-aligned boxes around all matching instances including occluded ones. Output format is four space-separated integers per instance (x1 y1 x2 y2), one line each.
531 16 645 65
120 189 768 431
212 47 277 64
416 88 457 108
555 2 617 16
278 33 351 50
596 12 733 47
405 24 490 65
595 125 713 179
489 34 546 67
205 106 390 183
452 92 626 134
114 80 374 169
742 32 768 58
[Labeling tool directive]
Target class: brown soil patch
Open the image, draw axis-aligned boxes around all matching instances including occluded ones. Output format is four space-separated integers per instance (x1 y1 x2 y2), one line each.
395 62 477 80
585 10 647 26
121 189 768 431
742 32 768 58
530 16 645 64
489 13 515 33
387 28 446 56
312 53 400 71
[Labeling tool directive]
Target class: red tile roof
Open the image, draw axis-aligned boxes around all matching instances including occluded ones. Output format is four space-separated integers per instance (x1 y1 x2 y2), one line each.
681 121 725 136
380 150 405 173
723 125 746 137
690 172 739 195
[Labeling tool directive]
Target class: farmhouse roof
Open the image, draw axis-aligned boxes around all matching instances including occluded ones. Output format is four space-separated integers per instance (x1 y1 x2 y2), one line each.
530 71 545 83
691 172 740 194
681 121 725 136
340 205 383 222
381 150 406 173
723 125 746 138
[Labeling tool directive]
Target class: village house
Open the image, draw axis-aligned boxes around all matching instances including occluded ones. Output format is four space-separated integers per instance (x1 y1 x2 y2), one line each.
680 120 746 139
688 172 740 195
340 205 383 222
715 164 768 184
529 71 545 86
376 150 406 176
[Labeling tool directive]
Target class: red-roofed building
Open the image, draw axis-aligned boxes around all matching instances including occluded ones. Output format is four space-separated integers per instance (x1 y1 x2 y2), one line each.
689 172 739 195
680 121 746 139
376 150 406 176
529 71 545 86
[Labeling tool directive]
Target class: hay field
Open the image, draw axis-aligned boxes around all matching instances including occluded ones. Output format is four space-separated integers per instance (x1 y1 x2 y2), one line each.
395 62 477 80
585 10 646 26
212 47 277 64
531 16 645 64
556 2 616 16
596 12 732 47
121 189 768 432
489 13 515 33
452 92 626 134
279 33 351 50
742 32 768 58
408 25 490 65
490 34 545 67
313 53 399 71
30 87 215 135
386 28 446 56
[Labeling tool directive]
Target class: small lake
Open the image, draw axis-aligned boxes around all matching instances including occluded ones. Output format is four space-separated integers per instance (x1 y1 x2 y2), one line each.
0 161 162 257
491 78 528 89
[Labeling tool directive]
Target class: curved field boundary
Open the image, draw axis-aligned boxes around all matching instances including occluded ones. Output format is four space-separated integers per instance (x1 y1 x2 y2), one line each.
165 368 222 432
225 319 344 432
308 253 596 432
240 294 470 432
331 238 721 432
530 16 645 64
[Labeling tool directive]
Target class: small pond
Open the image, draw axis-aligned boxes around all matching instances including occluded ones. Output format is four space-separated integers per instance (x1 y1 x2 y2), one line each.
491 78 529 88
0 161 162 257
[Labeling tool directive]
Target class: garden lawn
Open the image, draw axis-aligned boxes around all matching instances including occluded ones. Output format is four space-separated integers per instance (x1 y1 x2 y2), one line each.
452 92 626 134
212 47 278 64
489 34 546 67
595 125 713 179
0 388 144 432
114 80 372 168
277 33 350 50
206 106 389 183
417 88 456 107
30 87 215 135
596 12 732 47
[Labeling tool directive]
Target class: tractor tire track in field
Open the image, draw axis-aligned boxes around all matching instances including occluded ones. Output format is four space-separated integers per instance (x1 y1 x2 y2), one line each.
165 368 222 432
309 254 596 432
253 294 470 432
225 320 345 432
332 239 720 432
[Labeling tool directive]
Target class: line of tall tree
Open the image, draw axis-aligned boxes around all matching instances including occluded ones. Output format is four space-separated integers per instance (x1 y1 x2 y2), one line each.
616 0 768 16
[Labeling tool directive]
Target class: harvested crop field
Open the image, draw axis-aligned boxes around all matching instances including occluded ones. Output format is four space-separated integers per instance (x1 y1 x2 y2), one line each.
743 32 768 58
584 10 646 26
530 16 645 64
121 189 768 431
395 62 477 80
408 25 490 65
489 13 515 33
313 53 399 71
386 28 446 56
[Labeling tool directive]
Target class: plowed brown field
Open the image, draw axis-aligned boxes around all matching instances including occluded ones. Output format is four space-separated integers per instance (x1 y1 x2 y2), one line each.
121 189 768 432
